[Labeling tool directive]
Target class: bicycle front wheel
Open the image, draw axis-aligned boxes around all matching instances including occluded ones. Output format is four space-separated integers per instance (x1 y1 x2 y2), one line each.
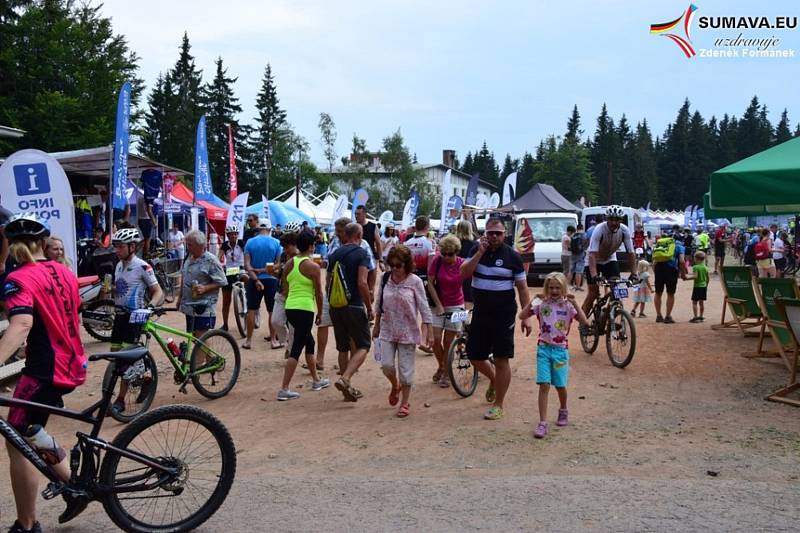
190 329 241 399
99 404 236 533
447 334 478 397
102 353 159 424
579 316 599 354
232 285 247 338
606 305 636 368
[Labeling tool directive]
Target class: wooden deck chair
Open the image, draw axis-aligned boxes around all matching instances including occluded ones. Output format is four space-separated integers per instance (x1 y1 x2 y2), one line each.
711 266 764 336
768 297 800 407
746 277 800 366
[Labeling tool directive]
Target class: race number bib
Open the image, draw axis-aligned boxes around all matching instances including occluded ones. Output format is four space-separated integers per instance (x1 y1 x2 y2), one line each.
449 310 469 323
129 309 153 324
226 266 241 276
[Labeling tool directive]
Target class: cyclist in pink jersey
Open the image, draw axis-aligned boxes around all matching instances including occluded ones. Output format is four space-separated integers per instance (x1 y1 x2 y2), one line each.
0 213 87 533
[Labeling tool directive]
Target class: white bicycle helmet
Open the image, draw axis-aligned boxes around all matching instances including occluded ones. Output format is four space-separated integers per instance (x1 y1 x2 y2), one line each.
605 205 625 219
283 221 301 233
112 227 143 245
225 225 239 234
4 212 51 239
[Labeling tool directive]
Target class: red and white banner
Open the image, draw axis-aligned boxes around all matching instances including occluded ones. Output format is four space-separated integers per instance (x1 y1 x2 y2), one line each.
228 124 238 202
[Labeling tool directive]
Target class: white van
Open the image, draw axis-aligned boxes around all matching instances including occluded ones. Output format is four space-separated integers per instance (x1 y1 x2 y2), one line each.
513 211 579 285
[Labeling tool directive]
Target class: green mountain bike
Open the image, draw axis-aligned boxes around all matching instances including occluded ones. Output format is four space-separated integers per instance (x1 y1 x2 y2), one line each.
104 307 241 423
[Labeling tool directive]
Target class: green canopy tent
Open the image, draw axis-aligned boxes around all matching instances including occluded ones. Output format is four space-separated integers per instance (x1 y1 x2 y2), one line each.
702 192 797 219
708 136 800 214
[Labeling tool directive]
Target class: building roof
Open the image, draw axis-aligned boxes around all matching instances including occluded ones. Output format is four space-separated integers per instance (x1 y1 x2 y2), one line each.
45 146 192 178
0 125 25 139
324 162 495 190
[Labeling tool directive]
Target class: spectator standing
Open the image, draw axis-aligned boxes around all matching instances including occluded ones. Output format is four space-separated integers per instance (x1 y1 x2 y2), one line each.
178 230 227 338
455 220 477 306
569 224 587 291
561 225 574 275
242 220 283 349
653 226 687 324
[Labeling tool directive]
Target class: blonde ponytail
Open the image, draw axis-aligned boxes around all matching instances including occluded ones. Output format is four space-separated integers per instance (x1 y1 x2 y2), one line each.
9 238 43 265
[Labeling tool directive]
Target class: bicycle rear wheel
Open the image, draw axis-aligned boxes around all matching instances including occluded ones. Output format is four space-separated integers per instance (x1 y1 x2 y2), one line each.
155 269 176 304
102 353 159 424
606 305 636 368
232 284 247 338
83 299 116 342
447 334 478 397
100 404 236 533
190 329 241 399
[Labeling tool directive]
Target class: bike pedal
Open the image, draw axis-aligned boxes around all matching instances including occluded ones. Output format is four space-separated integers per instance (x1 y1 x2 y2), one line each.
42 481 64 500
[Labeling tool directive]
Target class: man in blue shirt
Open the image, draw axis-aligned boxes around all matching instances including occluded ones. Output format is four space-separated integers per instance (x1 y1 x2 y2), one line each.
243 220 283 349
654 225 687 324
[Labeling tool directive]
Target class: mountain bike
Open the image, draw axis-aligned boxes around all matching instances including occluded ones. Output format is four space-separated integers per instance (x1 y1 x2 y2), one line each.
579 277 637 368
150 252 181 304
228 268 248 338
446 309 494 397
104 306 241 423
0 346 236 532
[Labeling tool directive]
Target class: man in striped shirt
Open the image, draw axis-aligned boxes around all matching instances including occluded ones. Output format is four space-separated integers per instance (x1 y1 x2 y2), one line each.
461 217 532 421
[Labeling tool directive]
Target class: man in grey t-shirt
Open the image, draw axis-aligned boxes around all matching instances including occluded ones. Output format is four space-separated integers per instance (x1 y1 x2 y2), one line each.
178 230 227 337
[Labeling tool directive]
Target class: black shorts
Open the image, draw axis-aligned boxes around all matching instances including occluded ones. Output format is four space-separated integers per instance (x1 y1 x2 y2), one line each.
714 243 725 257
775 257 787 272
8 375 72 431
329 305 371 353
185 315 216 331
111 311 143 347
222 275 240 291
246 277 278 312
138 218 153 239
691 287 707 301
654 263 679 295
467 304 516 360
585 261 621 285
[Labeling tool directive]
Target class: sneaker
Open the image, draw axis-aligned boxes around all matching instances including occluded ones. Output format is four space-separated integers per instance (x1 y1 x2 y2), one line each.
484 406 504 420
276 389 300 401
655 316 664 323
485 385 496 404
312 378 331 391
639 313 647 318
689 317 699 323
534 421 549 438
699 316 705 321
664 316 675 324
557 409 569 427
8 521 42 533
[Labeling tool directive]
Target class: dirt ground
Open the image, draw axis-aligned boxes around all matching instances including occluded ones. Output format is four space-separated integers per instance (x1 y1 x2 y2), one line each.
2 268 800 531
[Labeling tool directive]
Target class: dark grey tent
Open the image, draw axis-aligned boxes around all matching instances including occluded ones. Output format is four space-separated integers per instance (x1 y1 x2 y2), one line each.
500 183 578 213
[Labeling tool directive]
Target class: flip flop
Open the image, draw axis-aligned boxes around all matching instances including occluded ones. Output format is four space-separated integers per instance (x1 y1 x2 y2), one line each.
271 342 285 350
388 386 400 406
396 402 410 418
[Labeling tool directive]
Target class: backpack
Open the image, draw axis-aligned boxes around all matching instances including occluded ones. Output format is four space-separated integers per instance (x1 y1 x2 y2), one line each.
744 244 756 265
570 233 585 255
754 240 770 260
328 248 357 308
652 237 676 263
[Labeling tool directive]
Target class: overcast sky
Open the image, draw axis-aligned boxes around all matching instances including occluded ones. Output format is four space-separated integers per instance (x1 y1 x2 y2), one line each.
102 0 799 167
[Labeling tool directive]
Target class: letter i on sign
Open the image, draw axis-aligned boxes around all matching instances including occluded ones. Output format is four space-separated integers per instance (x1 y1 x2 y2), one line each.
13 162 51 196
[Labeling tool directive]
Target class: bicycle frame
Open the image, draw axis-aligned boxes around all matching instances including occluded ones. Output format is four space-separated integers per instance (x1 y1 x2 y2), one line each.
0 368 177 490
140 316 225 379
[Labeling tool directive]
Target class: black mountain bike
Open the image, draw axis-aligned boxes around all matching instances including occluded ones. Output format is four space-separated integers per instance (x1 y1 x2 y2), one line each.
446 309 494 397
579 277 637 368
0 346 236 532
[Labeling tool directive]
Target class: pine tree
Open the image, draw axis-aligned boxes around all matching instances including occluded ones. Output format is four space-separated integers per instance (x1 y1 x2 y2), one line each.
590 103 618 205
473 142 499 186
518 152 536 194
165 33 205 175
775 109 792 144
565 105 583 144
501 154 519 178
139 74 170 162
736 96 772 160
686 110 714 205
460 151 474 175
795 123 800 137
715 114 739 170
627 120 658 208
658 99 692 208
249 63 287 197
203 57 246 197
615 114 633 205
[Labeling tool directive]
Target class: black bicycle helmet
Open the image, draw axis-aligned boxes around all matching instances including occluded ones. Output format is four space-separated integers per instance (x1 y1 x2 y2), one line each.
4 212 51 239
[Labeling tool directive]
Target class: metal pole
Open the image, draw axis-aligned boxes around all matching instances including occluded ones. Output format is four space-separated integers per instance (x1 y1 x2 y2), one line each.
295 151 301 209
107 146 113 235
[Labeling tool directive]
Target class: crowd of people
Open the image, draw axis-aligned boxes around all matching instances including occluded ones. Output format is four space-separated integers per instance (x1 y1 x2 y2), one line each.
0 203 798 532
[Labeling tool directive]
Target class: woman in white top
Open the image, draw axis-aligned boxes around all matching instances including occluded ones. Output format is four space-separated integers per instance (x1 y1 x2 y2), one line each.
381 224 399 261
773 231 787 278
168 226 185 260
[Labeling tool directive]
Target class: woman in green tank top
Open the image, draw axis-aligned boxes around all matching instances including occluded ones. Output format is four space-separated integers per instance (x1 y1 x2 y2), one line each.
277 231 329 401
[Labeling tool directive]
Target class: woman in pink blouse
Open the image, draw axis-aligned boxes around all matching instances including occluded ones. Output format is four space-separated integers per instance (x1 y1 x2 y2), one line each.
373 245 434 417
427 235 466 388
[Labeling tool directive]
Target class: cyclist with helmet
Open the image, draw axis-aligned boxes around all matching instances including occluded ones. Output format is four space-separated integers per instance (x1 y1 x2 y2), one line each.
0 214 87 533
219 226 246 332
109 227 163 415
581 205 636 316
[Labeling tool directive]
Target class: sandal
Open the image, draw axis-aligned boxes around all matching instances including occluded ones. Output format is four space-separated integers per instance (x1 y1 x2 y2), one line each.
437 374 451 388
397 403 410 418
485 384 496 404
388 386 400 406
241 342 252 350
432 369 443 383
271 342 285 350
335 378 358 402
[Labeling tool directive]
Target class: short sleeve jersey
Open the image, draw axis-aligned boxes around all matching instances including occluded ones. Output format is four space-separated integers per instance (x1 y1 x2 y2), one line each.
404 234 434 278
692 264 709 288
587 222 634 264
244 235 283 280
327 244 371 306
469 243 525 308
531 298 578 348
221 240 245 269
428 255 465 307
3 261 87 388
114 256 159 310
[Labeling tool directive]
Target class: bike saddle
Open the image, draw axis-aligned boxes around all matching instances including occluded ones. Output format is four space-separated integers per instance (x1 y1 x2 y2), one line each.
89 346 149 364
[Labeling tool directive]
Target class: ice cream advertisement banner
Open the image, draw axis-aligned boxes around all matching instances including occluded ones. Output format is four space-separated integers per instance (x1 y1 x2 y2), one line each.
0 149 77 270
